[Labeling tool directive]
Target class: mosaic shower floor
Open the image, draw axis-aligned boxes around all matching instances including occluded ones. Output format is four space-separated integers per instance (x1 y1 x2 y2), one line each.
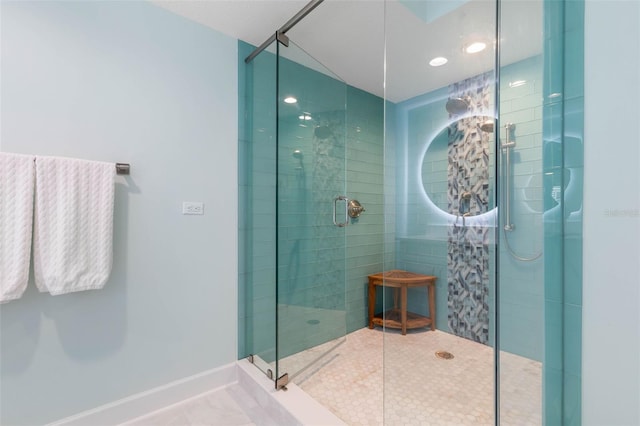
282 327 542 426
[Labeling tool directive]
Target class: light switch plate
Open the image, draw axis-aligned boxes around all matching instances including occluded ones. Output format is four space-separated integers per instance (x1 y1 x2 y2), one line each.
182 202 204 215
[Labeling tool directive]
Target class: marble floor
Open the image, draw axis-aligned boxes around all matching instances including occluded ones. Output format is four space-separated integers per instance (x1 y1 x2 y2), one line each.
121 384 270 426
283 327 542 426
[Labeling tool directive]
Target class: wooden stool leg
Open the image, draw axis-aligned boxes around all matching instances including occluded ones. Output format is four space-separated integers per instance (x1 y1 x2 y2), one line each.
368 281 375 329
392 288 399 310
401 285 408 335
428 284 436 331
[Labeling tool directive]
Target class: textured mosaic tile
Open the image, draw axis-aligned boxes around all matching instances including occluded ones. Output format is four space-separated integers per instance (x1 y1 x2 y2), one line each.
446 73 493 344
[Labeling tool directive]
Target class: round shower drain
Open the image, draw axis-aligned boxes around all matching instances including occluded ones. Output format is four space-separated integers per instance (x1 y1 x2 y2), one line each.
307 319 320 325
435 351 454 360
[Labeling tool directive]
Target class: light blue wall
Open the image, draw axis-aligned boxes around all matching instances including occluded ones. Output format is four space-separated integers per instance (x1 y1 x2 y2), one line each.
0 2 238 424
583 0 639 424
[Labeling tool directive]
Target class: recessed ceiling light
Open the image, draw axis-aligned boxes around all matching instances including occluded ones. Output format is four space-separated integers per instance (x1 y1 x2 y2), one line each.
284 96 297 104
509 80 527 88
298 114 312 121
465 42 487 54
548 92 562 98
429 57 448 67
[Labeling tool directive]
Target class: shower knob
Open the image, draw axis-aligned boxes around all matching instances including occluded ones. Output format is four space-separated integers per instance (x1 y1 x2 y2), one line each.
348 199 365 218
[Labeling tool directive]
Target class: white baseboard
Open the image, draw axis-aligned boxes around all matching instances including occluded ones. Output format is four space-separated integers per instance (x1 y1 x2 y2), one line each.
47 363 237 426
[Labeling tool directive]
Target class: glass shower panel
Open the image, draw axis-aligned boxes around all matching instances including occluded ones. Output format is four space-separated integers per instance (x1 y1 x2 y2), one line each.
275 40 348 384
384 0 498 423
497 1 546 424
498 0 584 423
239 40 278 379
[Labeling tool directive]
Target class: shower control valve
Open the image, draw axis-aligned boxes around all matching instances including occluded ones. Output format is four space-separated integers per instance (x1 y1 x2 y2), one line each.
348 200 365 218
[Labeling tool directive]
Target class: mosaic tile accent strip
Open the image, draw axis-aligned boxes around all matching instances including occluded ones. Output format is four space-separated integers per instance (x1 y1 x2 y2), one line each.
310 112 346 312
447 72 492 344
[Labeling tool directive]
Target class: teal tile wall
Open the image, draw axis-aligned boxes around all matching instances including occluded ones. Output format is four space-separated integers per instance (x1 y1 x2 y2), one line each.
345 86 387 332
396 237 449 327
498 55 545 362
543 0 584 423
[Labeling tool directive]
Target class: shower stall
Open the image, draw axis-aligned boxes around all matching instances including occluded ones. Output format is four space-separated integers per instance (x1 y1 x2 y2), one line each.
239 0 582 424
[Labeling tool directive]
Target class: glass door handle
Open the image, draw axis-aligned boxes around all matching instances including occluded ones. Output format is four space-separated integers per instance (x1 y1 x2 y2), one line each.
333 196 349 227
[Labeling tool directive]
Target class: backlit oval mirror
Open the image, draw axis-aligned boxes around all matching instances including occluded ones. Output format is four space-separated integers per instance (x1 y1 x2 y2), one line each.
420 126 449 213
420 117 494 218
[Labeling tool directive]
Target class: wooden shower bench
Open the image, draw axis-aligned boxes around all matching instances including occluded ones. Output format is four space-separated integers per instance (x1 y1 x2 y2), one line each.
368 270 436 335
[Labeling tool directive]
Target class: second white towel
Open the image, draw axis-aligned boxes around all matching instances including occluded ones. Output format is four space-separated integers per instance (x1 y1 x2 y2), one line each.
0 152 35 303
34 156 115 295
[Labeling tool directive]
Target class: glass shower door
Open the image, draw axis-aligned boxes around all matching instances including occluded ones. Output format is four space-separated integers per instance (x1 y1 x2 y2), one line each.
275 39 348 385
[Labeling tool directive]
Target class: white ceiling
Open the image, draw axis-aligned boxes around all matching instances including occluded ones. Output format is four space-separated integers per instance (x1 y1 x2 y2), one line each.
152 0 542 103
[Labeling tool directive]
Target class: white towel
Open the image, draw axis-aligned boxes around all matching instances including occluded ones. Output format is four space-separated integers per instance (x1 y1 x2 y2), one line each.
34 156 115 295
0 153 36 303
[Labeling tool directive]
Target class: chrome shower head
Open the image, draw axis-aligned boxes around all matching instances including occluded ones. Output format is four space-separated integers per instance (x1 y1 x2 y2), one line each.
480 119 495 133
445 97 470 114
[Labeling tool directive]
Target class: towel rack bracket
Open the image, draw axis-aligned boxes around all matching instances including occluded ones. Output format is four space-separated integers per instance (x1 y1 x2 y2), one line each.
115 163 130 175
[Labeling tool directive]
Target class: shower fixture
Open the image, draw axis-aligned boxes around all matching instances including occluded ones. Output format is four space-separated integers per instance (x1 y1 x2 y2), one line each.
500 123 543 262
333 196 365 227
314 125 332 139
459 191 472 216
293 149 304 172
480 119 495 133
445 97 470 114
502 123 516 231
347 199 365 218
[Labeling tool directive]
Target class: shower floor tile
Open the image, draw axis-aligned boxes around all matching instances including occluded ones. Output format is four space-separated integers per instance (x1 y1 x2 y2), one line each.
281 327 541 426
